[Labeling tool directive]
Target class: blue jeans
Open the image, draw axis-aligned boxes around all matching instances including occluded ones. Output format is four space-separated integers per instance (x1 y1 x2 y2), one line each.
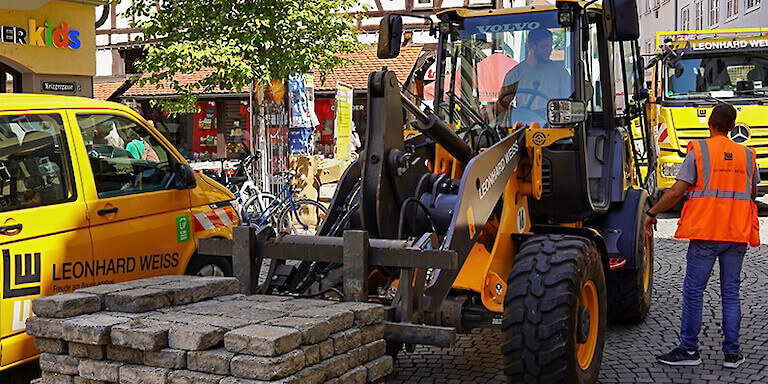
679 240 746 354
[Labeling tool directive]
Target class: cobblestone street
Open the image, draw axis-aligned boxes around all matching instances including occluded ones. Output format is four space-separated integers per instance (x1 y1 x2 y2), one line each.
389 227 768 384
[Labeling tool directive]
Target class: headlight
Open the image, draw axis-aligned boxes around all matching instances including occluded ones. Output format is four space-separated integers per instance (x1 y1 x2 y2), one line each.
661 162 682 177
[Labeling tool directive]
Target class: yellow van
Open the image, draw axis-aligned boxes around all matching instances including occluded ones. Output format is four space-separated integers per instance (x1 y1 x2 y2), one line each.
0 94 238 370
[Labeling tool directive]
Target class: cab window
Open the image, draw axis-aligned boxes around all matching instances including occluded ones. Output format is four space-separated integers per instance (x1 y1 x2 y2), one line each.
0 113 75 212
76 114 174 198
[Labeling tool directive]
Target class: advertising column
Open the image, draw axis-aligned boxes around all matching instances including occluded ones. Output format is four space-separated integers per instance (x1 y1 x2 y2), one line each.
334 83 353 162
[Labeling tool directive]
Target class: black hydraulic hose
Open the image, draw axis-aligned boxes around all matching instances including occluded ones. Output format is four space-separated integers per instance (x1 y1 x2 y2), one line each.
397 197 438 240
401 94 474 164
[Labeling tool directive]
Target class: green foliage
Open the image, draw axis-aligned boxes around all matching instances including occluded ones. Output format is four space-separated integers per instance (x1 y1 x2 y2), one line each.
117 0 364 113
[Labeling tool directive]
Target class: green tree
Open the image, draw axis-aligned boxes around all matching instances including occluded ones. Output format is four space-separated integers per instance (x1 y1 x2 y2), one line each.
121 0 363 112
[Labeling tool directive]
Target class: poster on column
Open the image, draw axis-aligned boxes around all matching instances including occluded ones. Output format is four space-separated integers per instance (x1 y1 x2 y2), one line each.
335 83 353 161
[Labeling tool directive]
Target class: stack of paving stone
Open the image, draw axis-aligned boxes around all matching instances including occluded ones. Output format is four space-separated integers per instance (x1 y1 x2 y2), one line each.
26 275 393 384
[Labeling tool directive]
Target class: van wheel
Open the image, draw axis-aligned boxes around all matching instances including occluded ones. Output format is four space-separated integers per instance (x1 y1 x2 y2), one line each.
502 234 606 384
186 255 233 277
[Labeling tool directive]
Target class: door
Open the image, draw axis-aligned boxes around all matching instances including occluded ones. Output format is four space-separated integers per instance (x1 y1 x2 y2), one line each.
71 112 195 284
0 112 92 367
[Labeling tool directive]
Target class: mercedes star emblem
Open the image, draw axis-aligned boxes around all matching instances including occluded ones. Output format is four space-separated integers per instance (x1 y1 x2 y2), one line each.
729 124 750 143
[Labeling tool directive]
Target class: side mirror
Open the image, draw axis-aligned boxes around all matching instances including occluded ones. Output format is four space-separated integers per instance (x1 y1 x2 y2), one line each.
378 14 403 59
604 0 640 41
174 163 198 190
547 99 587 126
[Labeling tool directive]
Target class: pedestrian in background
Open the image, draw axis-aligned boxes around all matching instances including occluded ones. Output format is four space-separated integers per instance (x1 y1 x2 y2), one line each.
644 103 760 369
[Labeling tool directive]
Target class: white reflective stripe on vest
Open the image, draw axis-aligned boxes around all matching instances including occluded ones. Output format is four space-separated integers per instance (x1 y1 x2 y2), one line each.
688 140 754 201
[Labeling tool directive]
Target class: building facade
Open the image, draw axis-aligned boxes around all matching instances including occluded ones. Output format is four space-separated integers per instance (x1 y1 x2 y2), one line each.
0 0 100 97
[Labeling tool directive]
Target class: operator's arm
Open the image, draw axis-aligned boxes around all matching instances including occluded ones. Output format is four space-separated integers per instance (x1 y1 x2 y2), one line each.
650 180 691 215
497 68 519 111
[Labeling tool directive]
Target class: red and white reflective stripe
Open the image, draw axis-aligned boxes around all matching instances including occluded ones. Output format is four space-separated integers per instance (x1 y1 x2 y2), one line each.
658 123 669 143
194 208 235 231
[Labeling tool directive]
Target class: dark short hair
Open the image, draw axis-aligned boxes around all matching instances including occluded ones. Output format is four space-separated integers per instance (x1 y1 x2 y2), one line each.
709 103 737 133
528 28 553 46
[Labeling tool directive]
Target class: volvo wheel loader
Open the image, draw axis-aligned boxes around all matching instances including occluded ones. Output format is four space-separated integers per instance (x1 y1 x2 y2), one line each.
207 1 657 383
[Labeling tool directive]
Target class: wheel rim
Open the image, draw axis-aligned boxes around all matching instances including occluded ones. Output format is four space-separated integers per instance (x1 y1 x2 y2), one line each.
197 264 225 277
642 235 652 292
576 280 599 370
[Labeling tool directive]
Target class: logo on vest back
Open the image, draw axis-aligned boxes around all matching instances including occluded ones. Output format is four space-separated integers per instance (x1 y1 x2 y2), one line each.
724 152 734 161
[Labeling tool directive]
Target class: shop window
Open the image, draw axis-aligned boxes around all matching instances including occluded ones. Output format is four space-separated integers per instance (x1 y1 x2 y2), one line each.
120 47 147 75
0 63 21 93
0 114 75 212
76 114 173 198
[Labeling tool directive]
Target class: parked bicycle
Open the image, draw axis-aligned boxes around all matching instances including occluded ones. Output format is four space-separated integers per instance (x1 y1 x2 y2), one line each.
241 170 327 235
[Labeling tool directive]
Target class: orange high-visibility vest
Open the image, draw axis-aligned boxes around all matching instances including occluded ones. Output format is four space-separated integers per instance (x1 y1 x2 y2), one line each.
676 136 760 246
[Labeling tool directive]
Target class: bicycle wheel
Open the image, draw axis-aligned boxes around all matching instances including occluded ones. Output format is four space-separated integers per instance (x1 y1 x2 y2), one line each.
277 199 328 236
241 192 276 225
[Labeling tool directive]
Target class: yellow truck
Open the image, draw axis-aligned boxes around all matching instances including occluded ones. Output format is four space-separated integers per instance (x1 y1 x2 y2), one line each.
646 28 768 197
0 94 237 370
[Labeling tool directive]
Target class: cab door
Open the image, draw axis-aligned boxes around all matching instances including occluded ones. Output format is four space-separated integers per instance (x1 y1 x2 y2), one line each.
70 111 194 284
0 111 92 368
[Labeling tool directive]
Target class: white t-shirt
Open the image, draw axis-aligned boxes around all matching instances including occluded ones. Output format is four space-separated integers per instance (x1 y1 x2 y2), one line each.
500 60 571 111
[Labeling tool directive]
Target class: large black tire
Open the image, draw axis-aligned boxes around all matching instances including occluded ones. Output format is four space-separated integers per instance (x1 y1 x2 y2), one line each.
607 200 654 324
502 235 606 384
185 254 233 277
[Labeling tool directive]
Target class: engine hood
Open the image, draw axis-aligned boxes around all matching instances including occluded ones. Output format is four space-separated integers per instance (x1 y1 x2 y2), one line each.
190 172 235 207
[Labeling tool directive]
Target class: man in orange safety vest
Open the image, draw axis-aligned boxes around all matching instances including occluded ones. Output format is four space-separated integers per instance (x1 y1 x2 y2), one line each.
645 103 760 369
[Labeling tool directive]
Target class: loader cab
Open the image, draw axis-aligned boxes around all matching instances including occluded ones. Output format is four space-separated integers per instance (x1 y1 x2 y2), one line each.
380 0 648 222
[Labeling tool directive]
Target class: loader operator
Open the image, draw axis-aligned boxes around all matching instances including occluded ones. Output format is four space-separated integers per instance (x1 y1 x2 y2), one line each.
644 103 760 369
496 28 570 122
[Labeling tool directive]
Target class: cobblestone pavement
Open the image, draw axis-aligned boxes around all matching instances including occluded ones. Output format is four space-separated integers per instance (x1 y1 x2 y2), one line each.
388 232 768 384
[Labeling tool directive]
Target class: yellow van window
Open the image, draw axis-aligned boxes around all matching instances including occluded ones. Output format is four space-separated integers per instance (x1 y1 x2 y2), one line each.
75 114 173 198
0 113 75 212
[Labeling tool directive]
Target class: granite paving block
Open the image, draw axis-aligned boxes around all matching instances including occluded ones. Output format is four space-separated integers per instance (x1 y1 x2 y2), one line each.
347 345 367 366
26 317 65 339
262 316 330 345
68 343 106 360
224 324 301 356
106 345 143 364
61 314 129 345
34 337 67 354
339 365 367 384
39 353 80 375
160 279 214 305
143 348 187 369
104 288 173 313
290 307 354 334
229 349 306 381
365 356 393 382
302 343 321 366
147 311 251 331
118 364 169 384
331 302 384 327
242 294 293 303
331 328 361 354
180 300 253 316
219 307 286 323
363 340 386 361
186 347 235 375
110 320 170 350
72 377 107 384
321 353 352 380
167 369 224 384
168 324 225 350
294 363 327 384
77 359 124 382
319 339 334 360
33 293 102 318
39 371 74 384
358 323 385 345
195 277 240 299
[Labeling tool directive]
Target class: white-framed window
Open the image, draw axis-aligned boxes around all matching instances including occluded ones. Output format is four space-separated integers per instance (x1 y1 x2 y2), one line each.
709 0 719 25
746 0 761 10
681 6 691 30
726 0 739 18
694 0 704 29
